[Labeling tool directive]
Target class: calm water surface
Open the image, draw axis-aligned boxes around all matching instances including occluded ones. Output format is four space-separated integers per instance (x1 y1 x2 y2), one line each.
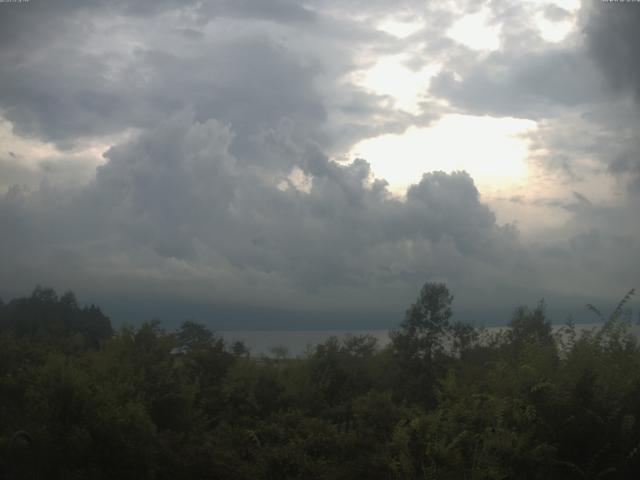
220 330 391 356
220 323 639 356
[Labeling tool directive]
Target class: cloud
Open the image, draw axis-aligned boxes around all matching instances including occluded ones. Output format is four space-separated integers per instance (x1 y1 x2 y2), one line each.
585 1 640 98
543 4 572 23
0 0 408 153
0 29 324 146
430 48 606 118
583 1 640 192
0 0 638 326
0 111 530 320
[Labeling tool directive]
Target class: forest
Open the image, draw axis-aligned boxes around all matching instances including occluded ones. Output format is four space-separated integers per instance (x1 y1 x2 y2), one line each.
1 283 639 479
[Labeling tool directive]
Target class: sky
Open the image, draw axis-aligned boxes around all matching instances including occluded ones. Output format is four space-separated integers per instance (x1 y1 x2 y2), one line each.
0 0 638 329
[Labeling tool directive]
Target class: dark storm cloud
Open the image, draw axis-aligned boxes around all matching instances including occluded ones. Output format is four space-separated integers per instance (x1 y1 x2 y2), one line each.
0 0 469 319
1 0 638 325
0 0 407 154
585 1 640 97
0 30 324 148
0 0 302 24
540 200 640 300
424 0 608 120
609 155 640 193
203 0 317 23
430 49 606 118
583 1 640 191
0 111 527 317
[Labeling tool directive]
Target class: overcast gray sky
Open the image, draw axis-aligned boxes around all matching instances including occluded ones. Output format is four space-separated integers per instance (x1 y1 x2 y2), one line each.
0 0 638 328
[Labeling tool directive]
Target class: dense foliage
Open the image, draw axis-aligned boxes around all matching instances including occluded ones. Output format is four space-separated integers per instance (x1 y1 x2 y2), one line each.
1 284 639 479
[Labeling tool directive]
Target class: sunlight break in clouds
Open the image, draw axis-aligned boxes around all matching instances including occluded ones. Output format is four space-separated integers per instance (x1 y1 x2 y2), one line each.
352 55 441 114
526 0 581 43
350 114 537 195
0 118 111 192
535 13 575 43
447 7 500 51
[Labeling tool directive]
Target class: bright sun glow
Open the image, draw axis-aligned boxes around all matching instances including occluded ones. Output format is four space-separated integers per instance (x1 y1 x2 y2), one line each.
350 114 537 194
525 0 580 43
535 12 574 43
447 8 500 51
353 55 441 114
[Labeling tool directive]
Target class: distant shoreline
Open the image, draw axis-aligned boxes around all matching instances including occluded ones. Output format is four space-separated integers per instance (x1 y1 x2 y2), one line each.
220 323 640 356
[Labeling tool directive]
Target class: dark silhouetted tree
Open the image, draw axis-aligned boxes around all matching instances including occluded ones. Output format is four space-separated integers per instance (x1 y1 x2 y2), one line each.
390 282 453 405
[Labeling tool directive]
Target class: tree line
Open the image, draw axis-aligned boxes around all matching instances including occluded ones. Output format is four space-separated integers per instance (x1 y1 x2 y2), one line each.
0 283 639 479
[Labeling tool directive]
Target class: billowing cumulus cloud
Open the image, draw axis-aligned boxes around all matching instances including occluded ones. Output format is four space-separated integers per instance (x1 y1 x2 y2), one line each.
0 112 531 321
0 0 638 327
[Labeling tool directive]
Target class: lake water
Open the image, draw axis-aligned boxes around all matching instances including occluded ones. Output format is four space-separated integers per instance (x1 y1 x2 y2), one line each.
220 329 392 356
221 322 640 356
